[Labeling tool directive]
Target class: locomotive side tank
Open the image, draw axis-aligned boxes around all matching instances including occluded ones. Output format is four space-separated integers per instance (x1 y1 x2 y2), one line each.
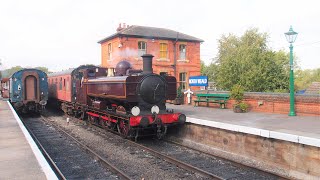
9 69 48 113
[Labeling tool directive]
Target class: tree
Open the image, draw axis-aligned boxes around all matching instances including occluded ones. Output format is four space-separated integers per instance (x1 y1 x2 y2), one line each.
201 60 217 82
34 66 51 74
1 66 23 78
0 66 51 78
213 28 291 92
295 68 320 90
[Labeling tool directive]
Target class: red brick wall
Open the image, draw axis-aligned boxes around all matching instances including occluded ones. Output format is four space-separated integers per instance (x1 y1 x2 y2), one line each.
100 36 201 91
190 91 320 116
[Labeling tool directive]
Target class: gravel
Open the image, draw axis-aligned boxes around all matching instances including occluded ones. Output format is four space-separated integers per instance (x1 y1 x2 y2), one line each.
23 115 118 180
44 110 207 180
139 139 280 180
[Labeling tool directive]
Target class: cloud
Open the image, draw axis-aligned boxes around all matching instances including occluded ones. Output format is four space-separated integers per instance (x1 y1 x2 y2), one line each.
0 0 319 71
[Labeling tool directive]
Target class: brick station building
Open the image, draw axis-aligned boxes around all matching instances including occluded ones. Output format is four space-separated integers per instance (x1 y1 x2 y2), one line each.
98 24 204 90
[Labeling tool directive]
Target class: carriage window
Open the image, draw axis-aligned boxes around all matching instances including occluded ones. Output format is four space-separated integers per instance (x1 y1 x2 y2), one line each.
59 78 62 90
64 79 66 88
160 43 168 59
138 41 147 57
179 72 187 90
179 44 186 60
66 77 69 91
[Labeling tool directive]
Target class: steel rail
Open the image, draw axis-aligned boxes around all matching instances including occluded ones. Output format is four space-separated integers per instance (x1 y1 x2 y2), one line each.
127 140 224 180
21 117 66 180
69 115 224 180
46 110 285 180
40 116 132 180
72 114 286 180
165 139 289 180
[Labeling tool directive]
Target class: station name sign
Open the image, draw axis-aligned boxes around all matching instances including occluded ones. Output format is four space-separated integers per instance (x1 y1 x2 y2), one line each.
189 76 208 87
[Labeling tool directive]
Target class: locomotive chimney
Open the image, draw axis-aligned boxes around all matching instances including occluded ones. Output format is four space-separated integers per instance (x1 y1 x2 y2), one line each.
141 54 154 74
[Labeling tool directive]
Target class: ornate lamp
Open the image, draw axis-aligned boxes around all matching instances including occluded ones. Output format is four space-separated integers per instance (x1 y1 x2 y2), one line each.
284 26 298 116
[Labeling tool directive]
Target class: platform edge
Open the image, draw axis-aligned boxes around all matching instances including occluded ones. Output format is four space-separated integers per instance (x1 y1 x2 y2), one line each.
7 101 58 180
186 116 320 147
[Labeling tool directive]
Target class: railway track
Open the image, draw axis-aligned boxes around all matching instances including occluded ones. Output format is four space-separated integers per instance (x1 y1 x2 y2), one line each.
22 115 129 179
137 139 280 180
44 110 282 180
44 112 208 179
82 119 281 179
21 115 66 180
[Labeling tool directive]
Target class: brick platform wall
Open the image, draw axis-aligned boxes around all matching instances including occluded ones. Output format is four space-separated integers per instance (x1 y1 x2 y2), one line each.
168 124 320 179
190 91 320 116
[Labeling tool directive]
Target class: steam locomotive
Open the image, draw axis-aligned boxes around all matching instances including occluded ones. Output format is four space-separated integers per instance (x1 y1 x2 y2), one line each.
48 54 185 140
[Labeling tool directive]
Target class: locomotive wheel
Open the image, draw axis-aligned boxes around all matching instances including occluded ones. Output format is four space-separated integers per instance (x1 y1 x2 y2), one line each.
100 119 107 129
67 107 74 116
118 120 130 138
87 115 95 126
74 107 83 119
109 122 117 131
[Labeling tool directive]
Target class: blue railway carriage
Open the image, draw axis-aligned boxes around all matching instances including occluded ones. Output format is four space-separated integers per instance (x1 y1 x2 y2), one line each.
10 69 48 113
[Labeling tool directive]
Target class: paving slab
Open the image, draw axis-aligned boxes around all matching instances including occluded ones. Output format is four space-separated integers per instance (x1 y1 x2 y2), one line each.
0 100 57 180
167 103 320 147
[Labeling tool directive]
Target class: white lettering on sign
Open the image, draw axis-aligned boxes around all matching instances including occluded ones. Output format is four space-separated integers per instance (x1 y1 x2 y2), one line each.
189 79 207 84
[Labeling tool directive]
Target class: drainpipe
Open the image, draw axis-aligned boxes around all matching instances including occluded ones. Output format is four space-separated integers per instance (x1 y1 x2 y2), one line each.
173 32 179 77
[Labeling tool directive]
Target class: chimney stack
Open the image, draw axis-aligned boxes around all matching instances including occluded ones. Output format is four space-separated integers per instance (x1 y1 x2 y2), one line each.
141 54 154 74
116 23 129 32
116 23 122 32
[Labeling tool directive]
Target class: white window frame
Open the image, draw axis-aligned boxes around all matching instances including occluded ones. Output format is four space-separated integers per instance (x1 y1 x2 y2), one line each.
138 41 147 57
179 72 187 90
179 44 186 60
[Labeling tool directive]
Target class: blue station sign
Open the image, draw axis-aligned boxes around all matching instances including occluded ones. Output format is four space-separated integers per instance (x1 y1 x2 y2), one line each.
189 76 208 87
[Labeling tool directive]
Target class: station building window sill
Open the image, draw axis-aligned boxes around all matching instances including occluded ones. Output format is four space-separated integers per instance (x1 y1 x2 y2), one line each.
177 59 189 63
156 58 170 62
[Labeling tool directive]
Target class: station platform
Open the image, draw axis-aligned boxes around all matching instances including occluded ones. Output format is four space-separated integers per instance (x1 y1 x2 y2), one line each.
167 104 320 147
0 100 57 179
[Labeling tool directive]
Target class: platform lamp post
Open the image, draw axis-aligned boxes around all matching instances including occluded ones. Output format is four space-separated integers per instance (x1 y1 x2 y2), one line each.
284 26 298 116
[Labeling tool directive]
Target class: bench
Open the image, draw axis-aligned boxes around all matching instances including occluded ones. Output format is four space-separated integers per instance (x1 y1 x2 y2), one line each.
194 93 230 109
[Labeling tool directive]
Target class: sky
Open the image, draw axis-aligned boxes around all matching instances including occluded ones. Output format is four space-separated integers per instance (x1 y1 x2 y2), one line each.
0 0 319 72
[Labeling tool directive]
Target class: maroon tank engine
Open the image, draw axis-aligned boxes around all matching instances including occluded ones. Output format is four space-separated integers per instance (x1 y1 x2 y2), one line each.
48 54 186 140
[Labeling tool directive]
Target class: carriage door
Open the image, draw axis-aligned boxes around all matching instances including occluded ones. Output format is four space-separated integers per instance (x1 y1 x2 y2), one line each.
25 75 37 101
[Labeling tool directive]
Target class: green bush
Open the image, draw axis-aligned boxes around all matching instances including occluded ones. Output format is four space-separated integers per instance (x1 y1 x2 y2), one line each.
239 102 249 112
230 84 244 104
177 86 183 98
231 84 249 112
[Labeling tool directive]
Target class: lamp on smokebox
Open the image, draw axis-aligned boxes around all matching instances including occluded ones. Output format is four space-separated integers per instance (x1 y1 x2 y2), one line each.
284 25 298 116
